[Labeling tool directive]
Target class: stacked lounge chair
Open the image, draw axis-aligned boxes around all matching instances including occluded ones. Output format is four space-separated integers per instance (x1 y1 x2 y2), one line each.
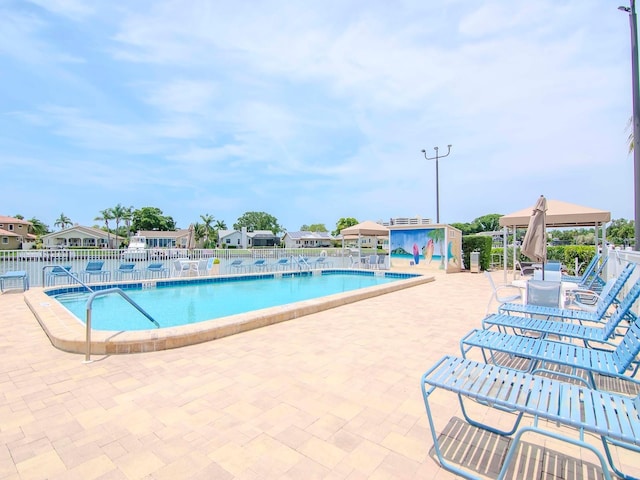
419 260 640 480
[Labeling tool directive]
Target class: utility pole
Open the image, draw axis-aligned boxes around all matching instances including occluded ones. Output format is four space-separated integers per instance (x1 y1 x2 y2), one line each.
619 1 640 250
421 145 452 224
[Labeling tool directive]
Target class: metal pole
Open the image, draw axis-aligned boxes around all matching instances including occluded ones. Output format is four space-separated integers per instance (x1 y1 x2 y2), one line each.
620 1 640 250
632 0 640 251
421 145 452 224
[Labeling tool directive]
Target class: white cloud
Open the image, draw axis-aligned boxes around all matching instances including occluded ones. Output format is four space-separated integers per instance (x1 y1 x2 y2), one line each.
145 79 218 114
27 0 94 20
0 0 635 230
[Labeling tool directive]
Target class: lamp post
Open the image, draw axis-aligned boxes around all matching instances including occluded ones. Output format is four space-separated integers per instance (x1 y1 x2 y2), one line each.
619 1 640 250
421 145 452 224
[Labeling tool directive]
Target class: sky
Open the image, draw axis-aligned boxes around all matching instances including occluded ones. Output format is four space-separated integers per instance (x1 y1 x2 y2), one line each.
1 0 637 232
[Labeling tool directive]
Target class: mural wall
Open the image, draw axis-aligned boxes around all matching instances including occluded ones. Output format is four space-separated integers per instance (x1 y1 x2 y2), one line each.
389 225 461 273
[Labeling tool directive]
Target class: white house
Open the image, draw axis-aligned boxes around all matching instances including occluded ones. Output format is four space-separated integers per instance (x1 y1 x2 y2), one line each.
218 228 280 249
218 229 244 248
137 229 190 248
282 231 334 249
42 225 124 249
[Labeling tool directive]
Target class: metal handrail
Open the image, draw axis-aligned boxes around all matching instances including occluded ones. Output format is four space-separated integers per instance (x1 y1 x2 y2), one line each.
84 287 159 363
296 255 311 271
42 265 94 292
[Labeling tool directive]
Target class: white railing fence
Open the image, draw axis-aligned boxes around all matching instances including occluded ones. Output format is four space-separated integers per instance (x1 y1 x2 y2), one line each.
0 247 364 287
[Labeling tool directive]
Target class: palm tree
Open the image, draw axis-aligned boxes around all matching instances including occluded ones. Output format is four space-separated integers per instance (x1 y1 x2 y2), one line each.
200 214 214 247
193 223 207 248
28 217 49 236
111 203 127 243
122 205 134 240
54 213 72 230
95 208 114 248
427 228 446 270
213 220 227 247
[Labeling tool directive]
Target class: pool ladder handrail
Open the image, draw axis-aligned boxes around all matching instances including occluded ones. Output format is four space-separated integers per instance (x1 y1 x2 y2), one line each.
42 265 94 292
84 287 160 363
296 255 311 271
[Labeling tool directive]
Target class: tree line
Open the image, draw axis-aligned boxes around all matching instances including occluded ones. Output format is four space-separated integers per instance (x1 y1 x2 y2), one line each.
12 209 635 248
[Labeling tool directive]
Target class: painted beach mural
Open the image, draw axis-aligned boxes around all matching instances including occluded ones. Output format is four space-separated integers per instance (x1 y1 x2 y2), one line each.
389 226 461 272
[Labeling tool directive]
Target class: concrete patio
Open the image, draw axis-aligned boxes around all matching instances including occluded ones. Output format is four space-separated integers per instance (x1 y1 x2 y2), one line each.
1 270 638 479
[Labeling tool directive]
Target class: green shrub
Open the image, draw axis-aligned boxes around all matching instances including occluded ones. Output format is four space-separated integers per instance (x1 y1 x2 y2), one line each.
489 245 597 275
462 235 492 271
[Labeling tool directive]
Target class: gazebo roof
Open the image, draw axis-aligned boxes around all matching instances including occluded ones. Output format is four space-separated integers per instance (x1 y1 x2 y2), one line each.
340 221 389 237
499 199 611 228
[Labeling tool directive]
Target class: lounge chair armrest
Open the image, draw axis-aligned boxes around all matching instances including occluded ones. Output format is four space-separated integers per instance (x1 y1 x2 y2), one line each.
571 288 600 306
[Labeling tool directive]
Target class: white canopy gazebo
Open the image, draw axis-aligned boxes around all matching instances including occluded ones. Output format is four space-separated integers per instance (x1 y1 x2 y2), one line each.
340 221 390 257
498 199 611 281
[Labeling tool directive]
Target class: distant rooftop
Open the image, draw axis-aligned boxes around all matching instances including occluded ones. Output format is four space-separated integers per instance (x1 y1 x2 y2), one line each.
382 216 432 226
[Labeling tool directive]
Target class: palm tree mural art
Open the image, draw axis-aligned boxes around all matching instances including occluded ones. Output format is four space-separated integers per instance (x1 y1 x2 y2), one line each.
390 227 448 269
427 228 446 270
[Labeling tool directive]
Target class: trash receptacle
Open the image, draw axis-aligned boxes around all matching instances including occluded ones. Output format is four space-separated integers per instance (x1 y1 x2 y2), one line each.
470 251 480 273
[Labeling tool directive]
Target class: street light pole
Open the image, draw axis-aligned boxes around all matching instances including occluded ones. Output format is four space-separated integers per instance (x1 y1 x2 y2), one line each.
421 145 452 224
619 1 640 250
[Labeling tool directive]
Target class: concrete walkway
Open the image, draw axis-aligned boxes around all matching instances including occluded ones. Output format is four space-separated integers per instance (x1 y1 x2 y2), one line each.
0 271 637 479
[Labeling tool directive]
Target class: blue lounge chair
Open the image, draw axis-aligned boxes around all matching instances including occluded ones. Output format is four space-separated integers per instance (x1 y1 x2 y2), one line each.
269 258 289 271
247 259 268 272
45 265 73 286
499 262 635 322
226 259 247 274
114 263 140 281
460 317 640 389
421 355 640 480
482 276 640 343
311 256 332 269
577 256 609 292
146 263 169 278
79 261 110 283
561 253 601 283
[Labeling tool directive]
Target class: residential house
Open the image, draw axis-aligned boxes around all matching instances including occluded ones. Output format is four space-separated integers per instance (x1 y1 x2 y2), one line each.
247 230 280 248
218 229 244 249
42 225 124 249
218 228 280 249
282 231 334 249
136 229 190 248
0 216 35 250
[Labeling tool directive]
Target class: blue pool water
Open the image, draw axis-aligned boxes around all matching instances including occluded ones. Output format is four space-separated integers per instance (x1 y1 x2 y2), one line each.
51 271 415 331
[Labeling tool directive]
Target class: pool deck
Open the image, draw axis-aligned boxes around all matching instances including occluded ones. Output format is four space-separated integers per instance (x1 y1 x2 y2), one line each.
1 269 638 479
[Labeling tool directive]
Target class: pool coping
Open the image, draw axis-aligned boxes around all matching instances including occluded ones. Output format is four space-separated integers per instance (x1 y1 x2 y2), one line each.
23 270 434 356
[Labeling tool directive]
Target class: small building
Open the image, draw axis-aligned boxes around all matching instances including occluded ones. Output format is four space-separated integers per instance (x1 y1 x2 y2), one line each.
0 216 35 250
218 228 280 249
218 229 244 249
137 229 190 248
282 231 334 249
42 225 124 249
382 216 432 227
247 230 280 248
388 223 462 273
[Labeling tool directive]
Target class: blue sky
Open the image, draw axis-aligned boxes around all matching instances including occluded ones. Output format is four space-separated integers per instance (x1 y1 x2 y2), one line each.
1 0 636 232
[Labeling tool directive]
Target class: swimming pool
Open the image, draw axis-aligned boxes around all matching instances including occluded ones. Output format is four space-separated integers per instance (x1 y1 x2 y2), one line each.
52 271 413 331
25 270 433 355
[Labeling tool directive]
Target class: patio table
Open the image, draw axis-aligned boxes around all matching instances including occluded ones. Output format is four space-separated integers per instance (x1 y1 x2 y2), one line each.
0 270 29 293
